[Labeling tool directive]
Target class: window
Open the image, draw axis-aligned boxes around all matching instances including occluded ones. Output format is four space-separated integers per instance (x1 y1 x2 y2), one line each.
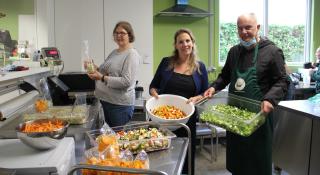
268 0 310 65
219 0 311 66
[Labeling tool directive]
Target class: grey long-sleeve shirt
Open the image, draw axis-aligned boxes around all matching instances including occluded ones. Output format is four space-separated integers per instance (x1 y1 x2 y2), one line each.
95 48 140 105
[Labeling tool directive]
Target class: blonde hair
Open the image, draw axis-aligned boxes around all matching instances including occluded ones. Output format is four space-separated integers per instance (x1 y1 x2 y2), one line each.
168 28 201 74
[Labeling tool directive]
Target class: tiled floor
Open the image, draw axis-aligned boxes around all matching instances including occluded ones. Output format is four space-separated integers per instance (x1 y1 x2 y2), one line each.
195 143 289 175
195 144 230 175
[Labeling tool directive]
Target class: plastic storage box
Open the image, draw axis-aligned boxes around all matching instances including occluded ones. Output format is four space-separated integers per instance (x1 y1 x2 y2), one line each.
87 122 176 154
23 105 89 124
197 92 265 137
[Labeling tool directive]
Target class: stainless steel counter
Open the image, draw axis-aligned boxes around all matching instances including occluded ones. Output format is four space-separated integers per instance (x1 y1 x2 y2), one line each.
275 100 320 119
0 102 100 175
0 100 102 139
0 100 189 175
273 100 320 175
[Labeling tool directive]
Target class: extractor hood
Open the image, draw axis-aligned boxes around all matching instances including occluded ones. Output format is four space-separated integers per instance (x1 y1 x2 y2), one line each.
156 0 213 18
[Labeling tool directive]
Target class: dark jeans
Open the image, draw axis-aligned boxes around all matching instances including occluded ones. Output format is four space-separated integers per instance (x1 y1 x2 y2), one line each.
100 100 134 127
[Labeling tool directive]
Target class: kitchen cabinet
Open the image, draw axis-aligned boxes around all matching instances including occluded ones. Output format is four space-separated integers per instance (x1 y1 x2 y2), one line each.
309 119 320 175
273 100 320 175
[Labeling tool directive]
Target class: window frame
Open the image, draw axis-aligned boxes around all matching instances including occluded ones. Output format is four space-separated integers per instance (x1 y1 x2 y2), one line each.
218 0 312 66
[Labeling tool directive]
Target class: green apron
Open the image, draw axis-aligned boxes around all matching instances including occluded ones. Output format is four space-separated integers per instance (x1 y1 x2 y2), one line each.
227 44 273 175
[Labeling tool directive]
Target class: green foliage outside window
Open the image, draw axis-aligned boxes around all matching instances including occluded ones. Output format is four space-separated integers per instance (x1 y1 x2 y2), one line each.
268 24 305 62
219 23 305 63
219 23 238 63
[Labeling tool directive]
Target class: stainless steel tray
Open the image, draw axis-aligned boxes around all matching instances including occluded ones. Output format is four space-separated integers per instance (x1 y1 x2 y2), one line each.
87 122 176 154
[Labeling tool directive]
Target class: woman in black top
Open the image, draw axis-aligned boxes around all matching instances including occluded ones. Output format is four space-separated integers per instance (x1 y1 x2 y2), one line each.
149 28 208 175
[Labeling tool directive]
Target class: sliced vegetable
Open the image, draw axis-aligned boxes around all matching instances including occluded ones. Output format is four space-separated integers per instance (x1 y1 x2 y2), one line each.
152 105 186 119
22 119 64 132
200 104 265 136
34 99 48 112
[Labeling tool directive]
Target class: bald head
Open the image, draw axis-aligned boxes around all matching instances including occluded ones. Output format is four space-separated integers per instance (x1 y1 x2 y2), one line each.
237 13 258 26
237 13 260 43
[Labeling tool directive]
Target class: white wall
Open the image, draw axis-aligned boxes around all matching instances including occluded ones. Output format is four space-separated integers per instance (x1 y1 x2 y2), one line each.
54 0 105 72
18 15 35 44
22 0 55 55
18 15 36 57
34 0 54 49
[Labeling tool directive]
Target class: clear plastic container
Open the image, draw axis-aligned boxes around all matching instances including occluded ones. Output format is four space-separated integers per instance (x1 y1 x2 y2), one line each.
87 122 176 154
197 92 266 137
23 105 89 124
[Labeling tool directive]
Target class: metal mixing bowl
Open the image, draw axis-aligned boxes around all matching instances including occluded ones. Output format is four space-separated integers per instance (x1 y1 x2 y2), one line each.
16 118 69 150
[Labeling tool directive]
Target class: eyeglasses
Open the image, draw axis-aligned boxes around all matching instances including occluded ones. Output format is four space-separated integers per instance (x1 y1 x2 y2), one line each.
113 32 128 37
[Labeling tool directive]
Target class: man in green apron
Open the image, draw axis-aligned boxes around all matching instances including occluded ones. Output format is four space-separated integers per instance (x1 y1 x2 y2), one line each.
201 13 288 175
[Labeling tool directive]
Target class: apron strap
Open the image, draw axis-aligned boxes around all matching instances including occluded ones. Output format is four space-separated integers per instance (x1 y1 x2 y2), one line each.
236 44 259 68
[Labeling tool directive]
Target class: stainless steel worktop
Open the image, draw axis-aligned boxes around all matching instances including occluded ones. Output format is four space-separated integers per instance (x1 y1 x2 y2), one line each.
273 99 320 175
0 99 102 139
0 99 189 175
276 100 320 119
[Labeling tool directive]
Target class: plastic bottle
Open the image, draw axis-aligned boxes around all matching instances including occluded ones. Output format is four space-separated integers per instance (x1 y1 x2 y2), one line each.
33 50 41 61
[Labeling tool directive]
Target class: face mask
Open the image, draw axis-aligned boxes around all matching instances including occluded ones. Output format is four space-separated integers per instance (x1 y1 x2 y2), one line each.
240 38 257 49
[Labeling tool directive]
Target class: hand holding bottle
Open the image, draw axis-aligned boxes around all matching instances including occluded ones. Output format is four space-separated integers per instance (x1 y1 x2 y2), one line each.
84 59 96 74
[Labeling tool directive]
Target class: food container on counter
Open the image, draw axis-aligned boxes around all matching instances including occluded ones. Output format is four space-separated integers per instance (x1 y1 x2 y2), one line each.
86 122 176 154
146 94 195 130
16 118 69 150
22 105 89 124
197 92 266 137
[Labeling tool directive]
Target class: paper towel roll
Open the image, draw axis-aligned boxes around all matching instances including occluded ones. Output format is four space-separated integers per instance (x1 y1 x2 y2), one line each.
0 90 39 120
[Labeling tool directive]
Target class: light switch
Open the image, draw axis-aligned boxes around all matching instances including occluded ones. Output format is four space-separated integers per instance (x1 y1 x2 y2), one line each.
143 55 151 64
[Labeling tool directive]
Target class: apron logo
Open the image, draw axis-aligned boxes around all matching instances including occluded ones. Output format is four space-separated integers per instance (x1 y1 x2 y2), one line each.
235 78 245 91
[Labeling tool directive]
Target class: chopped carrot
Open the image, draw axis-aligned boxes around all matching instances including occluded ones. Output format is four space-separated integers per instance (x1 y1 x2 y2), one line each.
152 105 186 119
22 119 64 132
35 99 48 112
97 134 118 152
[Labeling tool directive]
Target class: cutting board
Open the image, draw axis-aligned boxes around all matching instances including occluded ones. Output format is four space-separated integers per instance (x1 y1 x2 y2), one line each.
0 137 75 175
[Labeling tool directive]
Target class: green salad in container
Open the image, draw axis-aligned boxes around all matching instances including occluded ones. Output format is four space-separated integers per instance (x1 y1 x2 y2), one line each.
200 104 265 137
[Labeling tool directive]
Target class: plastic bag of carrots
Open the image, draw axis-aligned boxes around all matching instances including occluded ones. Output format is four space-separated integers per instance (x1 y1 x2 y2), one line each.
34 99 49 113
82 147 149 175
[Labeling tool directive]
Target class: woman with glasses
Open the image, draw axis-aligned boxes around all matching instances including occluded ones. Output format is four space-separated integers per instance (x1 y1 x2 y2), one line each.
86 21 140 127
